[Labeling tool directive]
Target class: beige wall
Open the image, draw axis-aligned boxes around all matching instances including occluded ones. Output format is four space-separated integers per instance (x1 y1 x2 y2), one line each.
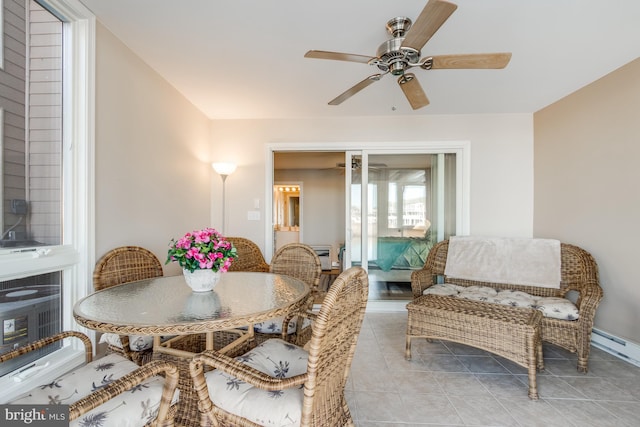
92 16 639 345
94 23 212 276
534 58 640 343
210 114 535 259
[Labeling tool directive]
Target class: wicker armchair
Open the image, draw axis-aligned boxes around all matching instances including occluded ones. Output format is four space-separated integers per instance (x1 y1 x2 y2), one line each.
226 237 270 272
189 266 368 427
93 246 164 365
1 331 179 426
251 243 322 346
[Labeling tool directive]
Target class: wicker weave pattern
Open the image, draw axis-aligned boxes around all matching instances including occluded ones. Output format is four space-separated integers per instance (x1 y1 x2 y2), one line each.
268 243 322 346
269 243 322 292
226 237 270 272
93 246 164 365
151 332 254 427
189 266 369 427
0 330 93 365
410 239 603 372
93 246 164 291
0 331 179 426
407 294 543 399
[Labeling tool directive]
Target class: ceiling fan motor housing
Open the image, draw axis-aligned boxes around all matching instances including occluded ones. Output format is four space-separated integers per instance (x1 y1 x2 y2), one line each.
376 17 420 75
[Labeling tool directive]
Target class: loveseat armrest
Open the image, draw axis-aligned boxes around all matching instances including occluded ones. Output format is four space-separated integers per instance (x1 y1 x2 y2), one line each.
575 280 604 328
410 268 437 299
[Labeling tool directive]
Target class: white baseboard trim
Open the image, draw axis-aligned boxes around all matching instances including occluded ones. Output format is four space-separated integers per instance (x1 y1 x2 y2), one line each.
591 328 640 367
365 300 408 312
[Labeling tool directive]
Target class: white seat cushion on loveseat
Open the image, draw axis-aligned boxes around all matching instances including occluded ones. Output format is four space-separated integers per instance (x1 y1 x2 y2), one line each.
423 284 579 321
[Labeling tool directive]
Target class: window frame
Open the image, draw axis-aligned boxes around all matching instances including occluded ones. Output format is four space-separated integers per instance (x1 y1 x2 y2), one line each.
0 0 94 402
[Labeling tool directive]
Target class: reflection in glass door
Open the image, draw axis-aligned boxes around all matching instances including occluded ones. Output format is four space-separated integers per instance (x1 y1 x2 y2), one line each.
346 152 458 301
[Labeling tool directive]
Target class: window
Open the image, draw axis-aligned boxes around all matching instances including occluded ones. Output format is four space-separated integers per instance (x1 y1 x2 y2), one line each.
0 0 93 402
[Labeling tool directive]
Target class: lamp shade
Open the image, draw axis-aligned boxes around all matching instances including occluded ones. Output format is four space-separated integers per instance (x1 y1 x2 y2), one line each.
212 162 237 176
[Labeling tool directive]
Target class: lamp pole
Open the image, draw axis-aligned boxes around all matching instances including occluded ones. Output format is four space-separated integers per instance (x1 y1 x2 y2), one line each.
212 162 237 234
220 173 228 234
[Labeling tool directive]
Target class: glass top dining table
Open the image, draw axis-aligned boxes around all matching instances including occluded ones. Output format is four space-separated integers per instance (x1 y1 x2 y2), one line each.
73 271 310 355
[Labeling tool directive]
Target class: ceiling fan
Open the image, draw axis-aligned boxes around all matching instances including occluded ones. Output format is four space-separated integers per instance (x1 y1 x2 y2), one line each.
336 158 388 170
304 0 511 110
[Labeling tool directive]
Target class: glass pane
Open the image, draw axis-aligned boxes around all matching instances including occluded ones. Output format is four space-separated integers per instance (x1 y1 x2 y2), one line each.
366 153 454 301
1 1 62 249
0 2 64 377
349 157 362 267
0 272 62 377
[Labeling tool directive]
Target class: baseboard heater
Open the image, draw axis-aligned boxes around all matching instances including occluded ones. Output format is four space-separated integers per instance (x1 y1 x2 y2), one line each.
591 328 640 367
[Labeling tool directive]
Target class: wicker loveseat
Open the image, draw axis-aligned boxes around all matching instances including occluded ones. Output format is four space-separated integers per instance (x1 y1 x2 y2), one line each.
408 238 603 372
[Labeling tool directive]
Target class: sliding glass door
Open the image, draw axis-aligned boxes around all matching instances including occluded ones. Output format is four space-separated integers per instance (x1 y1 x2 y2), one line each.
345 151 460 301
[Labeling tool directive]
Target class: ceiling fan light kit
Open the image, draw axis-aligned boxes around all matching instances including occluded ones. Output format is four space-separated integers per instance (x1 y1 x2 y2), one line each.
305 0 511 110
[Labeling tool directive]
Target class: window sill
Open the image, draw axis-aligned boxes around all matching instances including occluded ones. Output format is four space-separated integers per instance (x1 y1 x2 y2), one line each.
0 345 86 403
0 246 79 281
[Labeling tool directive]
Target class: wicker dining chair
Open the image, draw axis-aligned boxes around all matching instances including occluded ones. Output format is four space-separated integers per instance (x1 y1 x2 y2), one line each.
226 237 270 272
1 331 179 427
250 243 322 345
93 246 164 365
189 266 369 427
269 243 322 293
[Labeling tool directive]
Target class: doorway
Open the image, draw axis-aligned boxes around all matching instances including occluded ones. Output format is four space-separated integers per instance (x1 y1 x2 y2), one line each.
273 182 302 251
344 152 458 301
268 142 469 307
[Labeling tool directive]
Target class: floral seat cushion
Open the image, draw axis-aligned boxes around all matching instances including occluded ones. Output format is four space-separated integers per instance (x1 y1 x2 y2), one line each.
253 316 312 335
99 333 176 352
253 316 298 334
204 338 308 427
100 332 154 351
423 283 579 320
10 353 179 427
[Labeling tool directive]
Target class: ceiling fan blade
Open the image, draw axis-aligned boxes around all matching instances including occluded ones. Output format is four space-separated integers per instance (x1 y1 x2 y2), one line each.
398 73 429 110
401 0 458 51
328 74 382 105
304 50 375 64
430 53 512 69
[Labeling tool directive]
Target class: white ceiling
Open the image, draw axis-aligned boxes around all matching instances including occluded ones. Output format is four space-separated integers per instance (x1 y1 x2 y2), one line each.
79 0 640 120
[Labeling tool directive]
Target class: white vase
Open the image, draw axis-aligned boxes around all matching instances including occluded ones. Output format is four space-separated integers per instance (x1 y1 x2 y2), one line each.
182 269 221 292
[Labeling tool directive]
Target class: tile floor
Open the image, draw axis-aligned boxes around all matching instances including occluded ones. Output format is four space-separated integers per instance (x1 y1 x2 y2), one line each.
345 312 640 427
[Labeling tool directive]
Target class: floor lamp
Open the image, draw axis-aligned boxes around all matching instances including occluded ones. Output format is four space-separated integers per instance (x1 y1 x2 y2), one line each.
212 162 237 234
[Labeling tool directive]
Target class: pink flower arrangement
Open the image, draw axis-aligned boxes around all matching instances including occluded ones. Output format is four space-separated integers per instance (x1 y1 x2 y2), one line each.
166 228 237 273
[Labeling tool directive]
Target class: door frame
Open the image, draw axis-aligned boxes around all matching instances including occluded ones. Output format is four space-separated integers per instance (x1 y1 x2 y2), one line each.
265 141 470 309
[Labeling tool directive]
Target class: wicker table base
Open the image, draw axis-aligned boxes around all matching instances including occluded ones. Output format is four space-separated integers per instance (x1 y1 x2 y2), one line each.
406 294 544 399
152 332 255 427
